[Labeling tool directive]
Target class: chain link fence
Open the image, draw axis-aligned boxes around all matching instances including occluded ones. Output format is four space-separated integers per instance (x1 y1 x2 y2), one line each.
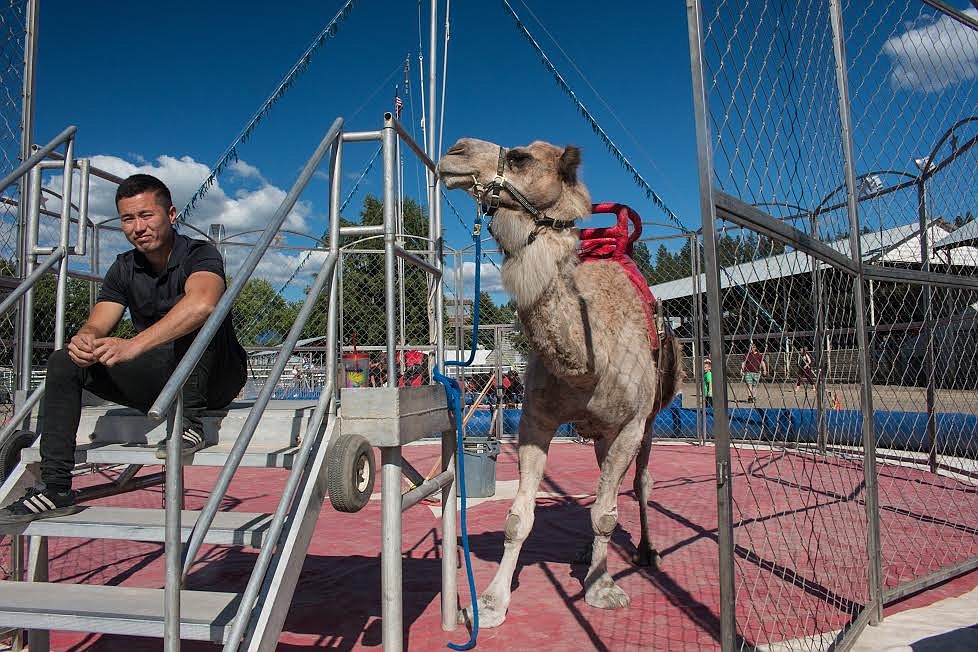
0 0 27 414
690 0 978 649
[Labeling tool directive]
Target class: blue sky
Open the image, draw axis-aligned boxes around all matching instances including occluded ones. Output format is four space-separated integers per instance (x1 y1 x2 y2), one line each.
29 1 978 300
31 0 699 296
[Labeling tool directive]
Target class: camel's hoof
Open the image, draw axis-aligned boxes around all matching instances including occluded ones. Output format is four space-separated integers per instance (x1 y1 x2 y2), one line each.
458 598 507 629
585 579 631 610
632 546 662 569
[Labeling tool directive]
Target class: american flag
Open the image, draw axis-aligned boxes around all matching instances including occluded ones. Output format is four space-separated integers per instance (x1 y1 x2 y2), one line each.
394 95 403 119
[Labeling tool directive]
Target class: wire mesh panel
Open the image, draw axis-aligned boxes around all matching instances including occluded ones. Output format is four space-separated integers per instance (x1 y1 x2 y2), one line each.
0 0 27 394
842 0 978 604
692 0 880 648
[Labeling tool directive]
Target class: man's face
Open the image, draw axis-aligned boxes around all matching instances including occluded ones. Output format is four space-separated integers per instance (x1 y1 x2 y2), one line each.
117 191 176 255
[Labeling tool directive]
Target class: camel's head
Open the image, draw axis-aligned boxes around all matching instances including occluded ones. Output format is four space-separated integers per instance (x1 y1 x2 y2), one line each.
438 138 589 222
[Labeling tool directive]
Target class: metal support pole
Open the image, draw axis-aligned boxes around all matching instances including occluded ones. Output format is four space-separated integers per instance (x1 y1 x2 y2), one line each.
383 114 398 385
17 166 42 412
14 0 39 415
164 393 185 650
25 534 49 652
687 1 737 648
811 214 828 454
53 138 74 349
495 325 504 439
829 0 884 626
327 140 343 413
381 446 404 652
691 234 705 444
440 425 458 631
89 222 99 310
917 180 937 473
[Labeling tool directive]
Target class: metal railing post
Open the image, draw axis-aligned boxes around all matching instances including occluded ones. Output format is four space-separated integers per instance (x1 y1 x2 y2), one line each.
917 179 936 472
829 0 884 625
687 1 737 648
164 393 185 650
327 138 342 413
53 138 74 349
383 114 398 385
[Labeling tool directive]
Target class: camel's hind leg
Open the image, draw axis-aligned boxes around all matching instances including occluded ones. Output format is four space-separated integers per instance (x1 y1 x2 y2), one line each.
462 411 556 629
584 418 645 610
632 423 662 568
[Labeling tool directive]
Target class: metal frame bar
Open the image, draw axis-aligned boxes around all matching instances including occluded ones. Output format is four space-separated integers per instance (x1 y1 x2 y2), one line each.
829 0 884 627
0 248 65 317
686 1 737 649
714 191 859 275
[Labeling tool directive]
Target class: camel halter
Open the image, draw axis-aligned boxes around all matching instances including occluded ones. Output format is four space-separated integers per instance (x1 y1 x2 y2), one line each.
473 146 577 247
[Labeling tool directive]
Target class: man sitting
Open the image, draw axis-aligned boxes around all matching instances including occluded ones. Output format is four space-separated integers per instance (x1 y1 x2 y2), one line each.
0 174 247 524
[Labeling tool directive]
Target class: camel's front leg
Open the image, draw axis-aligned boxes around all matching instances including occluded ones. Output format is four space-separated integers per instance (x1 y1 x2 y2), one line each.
584 419 645 610
632 424 661 568
462 419 554 629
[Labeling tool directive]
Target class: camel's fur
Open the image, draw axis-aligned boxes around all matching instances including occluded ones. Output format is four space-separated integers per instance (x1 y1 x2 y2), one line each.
439 138 682 628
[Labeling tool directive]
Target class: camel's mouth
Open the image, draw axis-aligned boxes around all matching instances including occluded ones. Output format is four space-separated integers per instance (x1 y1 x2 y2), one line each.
438 171 477 191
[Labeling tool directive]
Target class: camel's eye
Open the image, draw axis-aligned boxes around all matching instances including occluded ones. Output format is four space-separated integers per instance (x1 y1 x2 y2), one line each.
506 149 532 168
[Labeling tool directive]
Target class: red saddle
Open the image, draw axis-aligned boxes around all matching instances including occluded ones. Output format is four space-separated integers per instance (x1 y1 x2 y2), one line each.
579 202 660 352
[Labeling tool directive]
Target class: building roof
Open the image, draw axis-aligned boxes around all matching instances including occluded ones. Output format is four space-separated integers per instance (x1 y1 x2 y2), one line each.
934 220 978 250
650 220 968 302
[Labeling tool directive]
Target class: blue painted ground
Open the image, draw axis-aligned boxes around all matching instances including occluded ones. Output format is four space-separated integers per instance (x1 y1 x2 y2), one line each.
269 388 978 457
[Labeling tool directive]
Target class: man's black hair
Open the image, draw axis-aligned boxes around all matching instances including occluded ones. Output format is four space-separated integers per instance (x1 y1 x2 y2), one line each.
115 174 173 210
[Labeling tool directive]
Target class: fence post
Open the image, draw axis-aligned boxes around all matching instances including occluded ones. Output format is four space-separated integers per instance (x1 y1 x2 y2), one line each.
917 178 937 473
828 0 884 626
686 1 737 648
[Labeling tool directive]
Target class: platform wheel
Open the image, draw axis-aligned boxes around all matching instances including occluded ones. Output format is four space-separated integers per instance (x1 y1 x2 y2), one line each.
0 430 37 483
327 433 375 513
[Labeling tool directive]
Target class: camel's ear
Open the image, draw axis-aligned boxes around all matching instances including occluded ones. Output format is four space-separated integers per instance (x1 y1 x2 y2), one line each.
558 145 581 185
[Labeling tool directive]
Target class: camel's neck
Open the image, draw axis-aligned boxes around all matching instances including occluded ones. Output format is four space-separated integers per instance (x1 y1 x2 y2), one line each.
493 203 592 378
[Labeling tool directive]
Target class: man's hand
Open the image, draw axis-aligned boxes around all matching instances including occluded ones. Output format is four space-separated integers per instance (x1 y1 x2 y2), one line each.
68 332 99 367
93 337 144 367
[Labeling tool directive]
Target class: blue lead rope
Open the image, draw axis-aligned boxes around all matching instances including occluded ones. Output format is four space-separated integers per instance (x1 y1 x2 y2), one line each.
435 214 485 650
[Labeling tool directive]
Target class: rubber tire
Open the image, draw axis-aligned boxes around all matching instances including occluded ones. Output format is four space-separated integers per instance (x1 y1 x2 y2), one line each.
0 430 38 484
326 434 375 513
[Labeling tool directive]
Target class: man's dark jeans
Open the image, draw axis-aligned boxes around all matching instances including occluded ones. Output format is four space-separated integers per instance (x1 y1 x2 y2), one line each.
39 339 246 492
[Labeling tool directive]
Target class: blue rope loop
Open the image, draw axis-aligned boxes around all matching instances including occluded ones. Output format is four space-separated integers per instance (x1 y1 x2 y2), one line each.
434 209 485 650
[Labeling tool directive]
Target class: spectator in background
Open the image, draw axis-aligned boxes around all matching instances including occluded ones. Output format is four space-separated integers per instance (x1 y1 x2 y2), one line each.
740 342 766 403
795 346 816 392
703 358 713 408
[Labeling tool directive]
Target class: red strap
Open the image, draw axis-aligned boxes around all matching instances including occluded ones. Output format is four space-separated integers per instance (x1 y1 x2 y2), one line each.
579 203 659 352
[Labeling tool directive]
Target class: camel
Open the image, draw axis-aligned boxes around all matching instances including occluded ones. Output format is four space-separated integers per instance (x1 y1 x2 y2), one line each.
438 138 682 628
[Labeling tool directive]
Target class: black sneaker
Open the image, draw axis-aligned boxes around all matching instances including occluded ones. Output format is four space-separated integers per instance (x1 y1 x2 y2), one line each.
155 426 207 460
0 487 81 525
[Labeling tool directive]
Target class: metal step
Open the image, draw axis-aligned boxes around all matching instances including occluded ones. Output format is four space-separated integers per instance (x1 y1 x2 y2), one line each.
70 399 318 448
0 507 272 546
21 441 299 468
0 583 239 642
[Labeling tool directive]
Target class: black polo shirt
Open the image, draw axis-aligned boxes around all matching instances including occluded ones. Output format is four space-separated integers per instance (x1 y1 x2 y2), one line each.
97 232 245 356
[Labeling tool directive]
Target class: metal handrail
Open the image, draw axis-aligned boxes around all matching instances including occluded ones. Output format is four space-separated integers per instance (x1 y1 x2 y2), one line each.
0 248 66 317
224 378 336 652
0 381 45 449
147 116 344 420
180 251 338 578
152 117 342 650
0 126 76 194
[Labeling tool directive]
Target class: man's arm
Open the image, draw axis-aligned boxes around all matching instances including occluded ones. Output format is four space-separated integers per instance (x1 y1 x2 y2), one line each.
67 302 125 367
93 271 225 367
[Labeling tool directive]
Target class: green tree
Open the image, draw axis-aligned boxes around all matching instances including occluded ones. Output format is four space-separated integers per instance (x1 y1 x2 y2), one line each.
233 277 300 346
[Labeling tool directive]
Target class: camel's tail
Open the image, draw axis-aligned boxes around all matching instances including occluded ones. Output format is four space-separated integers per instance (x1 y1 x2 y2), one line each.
653 332 683 414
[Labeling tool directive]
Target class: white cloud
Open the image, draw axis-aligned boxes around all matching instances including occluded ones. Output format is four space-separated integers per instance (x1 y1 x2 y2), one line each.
458 260 504 294
229 160 265 183
883 8 978 92
48 153 316 235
